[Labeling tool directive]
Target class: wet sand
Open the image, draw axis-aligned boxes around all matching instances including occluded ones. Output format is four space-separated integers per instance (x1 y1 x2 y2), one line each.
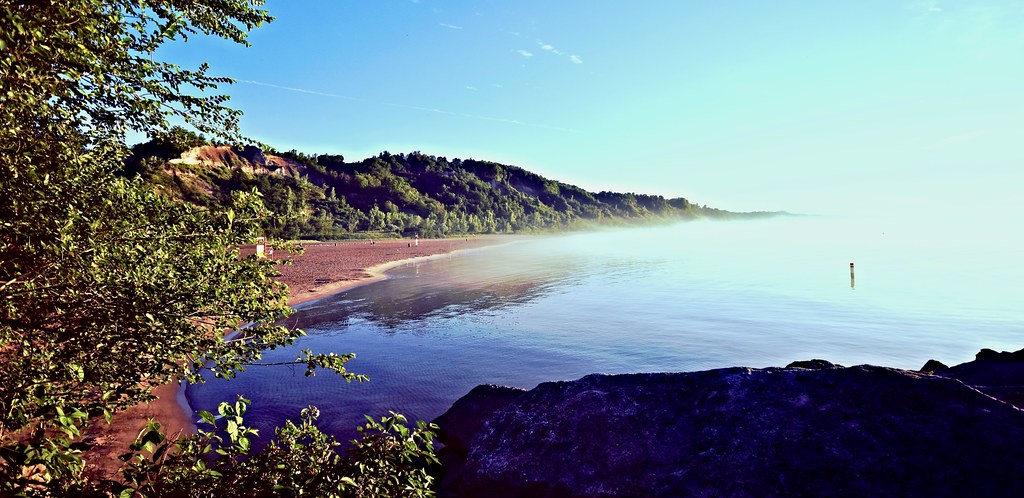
83 236 503 479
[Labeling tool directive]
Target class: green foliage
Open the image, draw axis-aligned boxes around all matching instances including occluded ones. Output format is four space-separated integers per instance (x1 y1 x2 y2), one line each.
0 0 272 152
2 1 439 496
113 398 438 497
128 149 734 241
0 156 310 487
0 0 759 493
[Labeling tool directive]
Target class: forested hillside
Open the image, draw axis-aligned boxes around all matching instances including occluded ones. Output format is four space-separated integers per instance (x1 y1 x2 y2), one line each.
124 131 765 240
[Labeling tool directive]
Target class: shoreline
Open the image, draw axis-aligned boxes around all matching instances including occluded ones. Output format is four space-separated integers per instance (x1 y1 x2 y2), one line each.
275 237 506 307
286 248 460 307
287 236 522 308
86 235 509 479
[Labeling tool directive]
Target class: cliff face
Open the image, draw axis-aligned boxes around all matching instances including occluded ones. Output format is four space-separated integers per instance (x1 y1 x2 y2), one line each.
434 351 1024 498
170 145 307 177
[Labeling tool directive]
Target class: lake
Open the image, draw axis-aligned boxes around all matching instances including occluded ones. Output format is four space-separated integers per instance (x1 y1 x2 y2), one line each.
186 215 1024 441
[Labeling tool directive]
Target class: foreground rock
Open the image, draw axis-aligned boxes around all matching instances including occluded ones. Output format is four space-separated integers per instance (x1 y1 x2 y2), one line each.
923 348 1024 409
435 359 1024 497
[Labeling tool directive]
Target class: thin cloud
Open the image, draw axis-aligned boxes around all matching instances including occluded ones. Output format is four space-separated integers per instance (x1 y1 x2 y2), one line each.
516 49 534 58
239 80 363 101
536 41 581 64
381 101 579 133
465 86 478 91
538 41 564 55
240 79 576 133
439 23 463 30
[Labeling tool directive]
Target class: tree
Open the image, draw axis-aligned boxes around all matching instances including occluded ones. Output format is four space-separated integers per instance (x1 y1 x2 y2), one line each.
367 204 387 231
1 0 269 151
1 2 437 495
116 399 438 498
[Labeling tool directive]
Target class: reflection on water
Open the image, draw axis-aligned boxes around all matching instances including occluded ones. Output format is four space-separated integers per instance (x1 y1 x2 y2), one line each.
188 218 1024 443
284 250 580 331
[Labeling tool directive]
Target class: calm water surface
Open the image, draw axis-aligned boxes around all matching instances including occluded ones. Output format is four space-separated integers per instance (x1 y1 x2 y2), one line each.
187 216 1024 440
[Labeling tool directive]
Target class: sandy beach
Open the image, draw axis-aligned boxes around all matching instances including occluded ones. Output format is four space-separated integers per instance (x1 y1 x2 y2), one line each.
275 237 499 306
83 236 502 479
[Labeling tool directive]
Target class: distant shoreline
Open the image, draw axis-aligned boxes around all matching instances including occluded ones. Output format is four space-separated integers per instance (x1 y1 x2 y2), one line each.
85 235 509 479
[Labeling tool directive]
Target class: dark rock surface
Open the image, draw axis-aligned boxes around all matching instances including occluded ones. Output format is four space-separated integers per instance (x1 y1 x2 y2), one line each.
434 354 1024 498
433 385 527 492
785 359 843 369
435 384 527 455
919 359 949 373
929 347 1024 409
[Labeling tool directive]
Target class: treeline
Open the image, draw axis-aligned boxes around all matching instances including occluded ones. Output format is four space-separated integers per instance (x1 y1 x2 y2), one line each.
124 131 756 240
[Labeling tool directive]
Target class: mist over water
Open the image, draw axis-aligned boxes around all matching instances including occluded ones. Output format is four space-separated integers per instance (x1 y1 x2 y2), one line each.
187 215 1024 441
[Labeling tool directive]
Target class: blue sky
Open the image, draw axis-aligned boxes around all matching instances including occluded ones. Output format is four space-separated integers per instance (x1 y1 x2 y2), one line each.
158 0 1024 216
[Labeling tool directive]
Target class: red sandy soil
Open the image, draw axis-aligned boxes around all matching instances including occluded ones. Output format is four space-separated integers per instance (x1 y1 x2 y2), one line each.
81 236 501 480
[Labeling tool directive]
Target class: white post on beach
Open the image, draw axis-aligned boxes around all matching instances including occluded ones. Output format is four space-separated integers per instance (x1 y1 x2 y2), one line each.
850 262 855 290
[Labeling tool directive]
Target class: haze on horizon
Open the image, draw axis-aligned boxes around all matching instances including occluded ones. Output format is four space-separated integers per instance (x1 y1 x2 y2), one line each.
156 0 1023 224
